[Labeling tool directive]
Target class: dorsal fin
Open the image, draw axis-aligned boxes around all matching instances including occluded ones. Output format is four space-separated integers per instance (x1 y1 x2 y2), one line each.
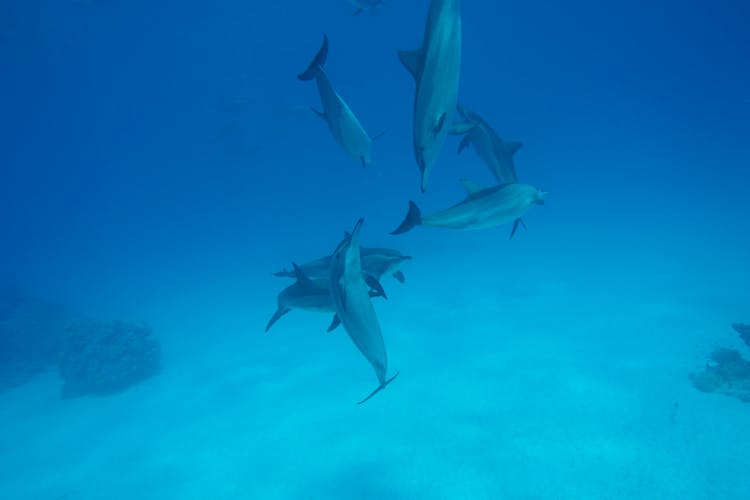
501 140 523 156
397 49 422 80
459 178 485 196
292 262 314 287
298 34 329 81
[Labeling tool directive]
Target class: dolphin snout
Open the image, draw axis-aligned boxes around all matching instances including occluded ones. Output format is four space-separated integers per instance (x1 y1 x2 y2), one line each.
536 190 549 205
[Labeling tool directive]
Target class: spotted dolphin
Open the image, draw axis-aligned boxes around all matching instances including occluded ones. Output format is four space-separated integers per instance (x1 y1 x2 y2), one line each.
298 34 375 166
392 179 546 237
398 0 461 191
266 263 385 332
273 247 411 290
330 219 398 404
451 105 523 185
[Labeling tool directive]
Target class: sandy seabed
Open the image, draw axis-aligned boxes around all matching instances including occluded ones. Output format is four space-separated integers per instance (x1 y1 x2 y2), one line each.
1 254 748 500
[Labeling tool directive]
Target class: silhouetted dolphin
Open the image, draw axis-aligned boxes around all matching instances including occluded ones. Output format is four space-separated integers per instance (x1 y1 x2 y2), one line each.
392 179 546 237
273 247 411 289
350 0 385 15
298 34 375 166
451 105 522 185
398 0 461 191
330 219 398 404
265 263 385 332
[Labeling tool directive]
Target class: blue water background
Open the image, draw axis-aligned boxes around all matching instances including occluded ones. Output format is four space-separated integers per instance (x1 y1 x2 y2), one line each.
1 0 750 498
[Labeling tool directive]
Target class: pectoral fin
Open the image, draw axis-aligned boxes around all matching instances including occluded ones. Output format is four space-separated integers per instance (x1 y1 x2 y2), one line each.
432 112 446 136
265 307 291 332
326 314 341 332
392 270 405 283
365 275 387 300
457 134 472 154
397 49 422 80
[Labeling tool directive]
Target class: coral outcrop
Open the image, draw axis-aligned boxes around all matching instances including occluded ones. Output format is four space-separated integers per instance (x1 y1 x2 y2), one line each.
1 287 162 397
58 320 161 398
690 324 750 403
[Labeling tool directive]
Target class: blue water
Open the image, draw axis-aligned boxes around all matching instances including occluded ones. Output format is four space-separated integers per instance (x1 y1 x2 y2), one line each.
1 0 749 498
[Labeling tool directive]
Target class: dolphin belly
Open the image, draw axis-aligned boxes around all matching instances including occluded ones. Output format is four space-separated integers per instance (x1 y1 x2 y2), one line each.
469 127 507 183
316 71 373 164
413 19 461 188
286 293 334 312
423 183 540 230
471 126 520 185
404 0 462 191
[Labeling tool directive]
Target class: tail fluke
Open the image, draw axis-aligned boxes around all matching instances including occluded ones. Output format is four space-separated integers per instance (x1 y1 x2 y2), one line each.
457 134 472 154
298 34 329 81
390 201 422 235
265 307 291 332
357 372 399 405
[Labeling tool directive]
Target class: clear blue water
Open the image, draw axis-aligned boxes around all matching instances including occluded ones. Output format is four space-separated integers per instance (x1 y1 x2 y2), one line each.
1 0 749 498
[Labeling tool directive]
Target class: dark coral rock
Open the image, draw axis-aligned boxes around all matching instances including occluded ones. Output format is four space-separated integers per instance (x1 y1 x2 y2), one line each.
0 288 73 393
732 323 750 350
690 341 750 403
58 320 161 398
710 347 744 365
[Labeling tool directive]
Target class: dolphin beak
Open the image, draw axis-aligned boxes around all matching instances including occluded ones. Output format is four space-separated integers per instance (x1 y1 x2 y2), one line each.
350 218 365 244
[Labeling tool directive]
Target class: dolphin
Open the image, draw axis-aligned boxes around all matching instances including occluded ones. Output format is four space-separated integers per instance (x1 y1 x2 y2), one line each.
451 105 523 185
273 247 411 287
391 179 547 237
398 0 461 191
349 0 385 16
298 34 375 166
265 263 385 332
330 219 398 404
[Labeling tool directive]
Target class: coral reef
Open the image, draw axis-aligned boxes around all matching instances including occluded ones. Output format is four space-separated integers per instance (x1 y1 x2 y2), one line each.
690 325 750 403
58 320 161 398
1 287 162 397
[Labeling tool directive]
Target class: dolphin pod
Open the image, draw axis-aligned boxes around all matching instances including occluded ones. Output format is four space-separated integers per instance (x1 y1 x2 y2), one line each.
265 263 386 333
272 246 411 290
298 35 376 166
266 0 549 403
